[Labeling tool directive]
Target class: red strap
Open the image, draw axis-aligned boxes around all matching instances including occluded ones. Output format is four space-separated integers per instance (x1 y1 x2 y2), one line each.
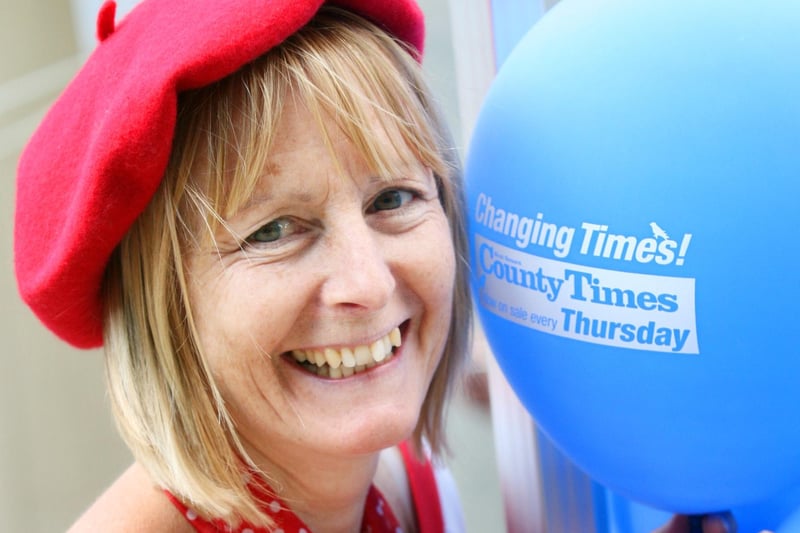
398 441 445 533
166 483 400 532
164 491 221 533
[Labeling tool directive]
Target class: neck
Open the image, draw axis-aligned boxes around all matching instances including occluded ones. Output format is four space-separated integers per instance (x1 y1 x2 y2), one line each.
253 445 382 533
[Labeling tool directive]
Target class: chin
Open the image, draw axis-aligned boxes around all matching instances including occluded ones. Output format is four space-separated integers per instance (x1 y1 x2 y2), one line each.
335 407 422 456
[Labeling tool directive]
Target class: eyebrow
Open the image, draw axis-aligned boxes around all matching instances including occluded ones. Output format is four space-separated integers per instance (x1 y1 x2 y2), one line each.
235 163 427 215
237 188 319 215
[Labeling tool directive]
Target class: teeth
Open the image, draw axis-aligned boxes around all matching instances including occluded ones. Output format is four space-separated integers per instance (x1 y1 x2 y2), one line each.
370 339 386 363
324 348 342 369
341 347 356 368
389 328 401 347
289 326 402 378
353 345 371 366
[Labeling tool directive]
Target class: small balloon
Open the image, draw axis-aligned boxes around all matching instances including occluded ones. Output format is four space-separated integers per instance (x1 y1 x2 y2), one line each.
734 483 800 533
466 0 800 514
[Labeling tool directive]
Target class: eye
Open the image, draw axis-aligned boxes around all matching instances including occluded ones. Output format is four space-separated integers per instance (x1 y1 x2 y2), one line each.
369 189 414 212
246 218 299 244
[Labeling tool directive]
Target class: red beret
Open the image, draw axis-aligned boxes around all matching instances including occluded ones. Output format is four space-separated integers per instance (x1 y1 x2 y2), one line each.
14 0 425 349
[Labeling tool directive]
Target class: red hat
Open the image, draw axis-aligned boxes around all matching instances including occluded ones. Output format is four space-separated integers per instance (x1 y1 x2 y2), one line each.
14 0 425 349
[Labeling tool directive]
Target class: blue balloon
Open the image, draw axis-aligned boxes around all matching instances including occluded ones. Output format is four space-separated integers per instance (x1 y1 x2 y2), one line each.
779 507 800 533
466 0 800 514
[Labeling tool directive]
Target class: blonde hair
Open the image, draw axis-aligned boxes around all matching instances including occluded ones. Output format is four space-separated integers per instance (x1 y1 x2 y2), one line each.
103 7 472 528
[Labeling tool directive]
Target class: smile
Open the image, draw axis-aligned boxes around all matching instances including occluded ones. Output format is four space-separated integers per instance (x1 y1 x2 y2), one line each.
288 326 403 379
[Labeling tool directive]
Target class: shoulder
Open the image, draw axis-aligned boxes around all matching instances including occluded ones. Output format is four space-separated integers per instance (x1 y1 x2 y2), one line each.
68 462 194 533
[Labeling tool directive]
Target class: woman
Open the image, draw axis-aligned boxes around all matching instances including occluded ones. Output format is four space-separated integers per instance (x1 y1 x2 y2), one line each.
14 0 737 531
17 1 467 531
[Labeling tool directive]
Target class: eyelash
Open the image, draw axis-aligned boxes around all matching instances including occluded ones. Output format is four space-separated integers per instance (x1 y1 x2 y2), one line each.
243 186 423 246
245 218 304 245
367 188 418 213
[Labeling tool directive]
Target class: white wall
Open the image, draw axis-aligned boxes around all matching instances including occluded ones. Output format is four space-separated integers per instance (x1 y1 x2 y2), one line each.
0 3 131 531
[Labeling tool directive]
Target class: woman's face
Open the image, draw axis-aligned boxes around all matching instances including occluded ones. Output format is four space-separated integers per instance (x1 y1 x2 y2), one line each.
186 99 455 469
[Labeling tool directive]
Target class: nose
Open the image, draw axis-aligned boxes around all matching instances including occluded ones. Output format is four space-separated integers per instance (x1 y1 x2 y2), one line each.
318 218 396 312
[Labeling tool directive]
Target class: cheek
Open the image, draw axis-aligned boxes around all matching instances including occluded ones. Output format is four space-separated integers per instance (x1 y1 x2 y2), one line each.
188 266 304 369
189 281 300 411
426 221 457 296
412 219 457 328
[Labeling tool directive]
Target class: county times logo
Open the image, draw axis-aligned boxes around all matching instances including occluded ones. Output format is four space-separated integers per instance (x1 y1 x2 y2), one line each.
472 193 692 267
579 221 692 266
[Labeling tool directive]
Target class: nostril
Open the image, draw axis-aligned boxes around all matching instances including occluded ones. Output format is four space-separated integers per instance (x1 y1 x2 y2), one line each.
321 259 395 311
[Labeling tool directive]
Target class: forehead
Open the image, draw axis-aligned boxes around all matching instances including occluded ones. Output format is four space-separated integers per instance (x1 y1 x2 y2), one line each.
247 99 419 197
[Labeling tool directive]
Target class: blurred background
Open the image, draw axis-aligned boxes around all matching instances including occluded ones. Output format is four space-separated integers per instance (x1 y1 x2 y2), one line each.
0 1 504 531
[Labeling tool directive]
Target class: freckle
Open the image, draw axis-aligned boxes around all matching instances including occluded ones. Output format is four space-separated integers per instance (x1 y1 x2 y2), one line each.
262 161 281 177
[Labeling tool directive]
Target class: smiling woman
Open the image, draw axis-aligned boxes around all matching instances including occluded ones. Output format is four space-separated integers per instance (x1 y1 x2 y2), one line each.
14 1 470 532
176 93 457 526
